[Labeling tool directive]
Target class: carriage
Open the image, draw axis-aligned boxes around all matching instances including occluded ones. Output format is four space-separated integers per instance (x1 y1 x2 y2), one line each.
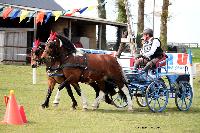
82 49 193 112
111 54 193 112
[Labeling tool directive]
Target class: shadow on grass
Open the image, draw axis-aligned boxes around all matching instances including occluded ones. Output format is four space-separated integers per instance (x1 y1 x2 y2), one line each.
82 106 200 115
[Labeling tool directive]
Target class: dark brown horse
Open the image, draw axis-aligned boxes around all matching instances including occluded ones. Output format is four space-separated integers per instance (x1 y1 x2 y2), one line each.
31 41 85 110
31 40 117 110
40 33 133 111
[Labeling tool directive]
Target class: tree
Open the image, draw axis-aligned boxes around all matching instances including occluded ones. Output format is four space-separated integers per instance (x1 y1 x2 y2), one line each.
114 0 127 51
116 0 127 23
97 0 107 50
136 0 145 48
160 0 170 51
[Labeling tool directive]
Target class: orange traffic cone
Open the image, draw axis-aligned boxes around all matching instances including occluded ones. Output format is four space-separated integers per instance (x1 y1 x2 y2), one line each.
1 90 24 125
19 105 27 123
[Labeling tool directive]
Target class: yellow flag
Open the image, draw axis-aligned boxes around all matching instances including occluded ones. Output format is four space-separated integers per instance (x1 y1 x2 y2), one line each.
20 10 29 23
88 6 95 11
52 11 62 21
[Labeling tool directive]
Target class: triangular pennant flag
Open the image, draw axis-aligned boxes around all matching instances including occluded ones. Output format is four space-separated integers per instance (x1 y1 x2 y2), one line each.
88 6 95 11
52 11 62 21
2 7 13 19
19 10 30 23
36 11 45 25
27 11 36 23
10 9 21 19
79 7 88 14
44 12 52 23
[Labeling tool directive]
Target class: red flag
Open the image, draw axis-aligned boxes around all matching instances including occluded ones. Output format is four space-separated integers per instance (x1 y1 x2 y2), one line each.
49 31 57 41
2 7 13 19
36 11 45 25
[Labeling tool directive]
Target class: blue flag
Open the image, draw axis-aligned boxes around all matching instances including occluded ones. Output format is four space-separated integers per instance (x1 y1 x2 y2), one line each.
27 11 36 23
44 12 52 23
79 7 88 14
10 9 21 19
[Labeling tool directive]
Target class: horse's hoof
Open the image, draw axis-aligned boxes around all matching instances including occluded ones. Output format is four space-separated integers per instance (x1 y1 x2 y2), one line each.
70 107 76 111
128 108 133 112
41 104 49 109
82 108 88 112
53 103 59 107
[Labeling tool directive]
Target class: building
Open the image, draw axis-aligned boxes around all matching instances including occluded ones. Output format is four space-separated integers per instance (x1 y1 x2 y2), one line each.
0 0 126 64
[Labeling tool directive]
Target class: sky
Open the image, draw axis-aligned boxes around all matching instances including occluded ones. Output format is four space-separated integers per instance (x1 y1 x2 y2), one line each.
55 0 200 44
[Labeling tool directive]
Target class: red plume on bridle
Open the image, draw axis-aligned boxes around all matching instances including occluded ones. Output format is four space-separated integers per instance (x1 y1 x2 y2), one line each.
34 39 40 48
49 31 57 41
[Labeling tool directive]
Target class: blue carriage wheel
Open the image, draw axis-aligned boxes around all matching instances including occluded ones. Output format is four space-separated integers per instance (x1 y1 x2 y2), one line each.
175 81 193 111
111 91 128 108
145 80 169 112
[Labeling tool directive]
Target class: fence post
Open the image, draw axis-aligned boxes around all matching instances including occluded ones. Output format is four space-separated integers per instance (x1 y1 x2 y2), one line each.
188 49 193 91
32 68 36 84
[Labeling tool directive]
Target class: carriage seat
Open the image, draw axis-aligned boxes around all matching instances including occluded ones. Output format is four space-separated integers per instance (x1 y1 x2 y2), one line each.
155 53 168 68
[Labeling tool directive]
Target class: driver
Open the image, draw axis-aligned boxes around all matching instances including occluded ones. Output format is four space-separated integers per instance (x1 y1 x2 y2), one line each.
133 28 163 72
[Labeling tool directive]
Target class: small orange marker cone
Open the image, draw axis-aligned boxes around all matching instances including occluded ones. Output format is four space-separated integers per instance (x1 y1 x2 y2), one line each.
1 90 24 125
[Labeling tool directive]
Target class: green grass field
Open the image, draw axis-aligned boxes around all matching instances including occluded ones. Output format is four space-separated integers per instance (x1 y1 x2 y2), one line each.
0 65 200 133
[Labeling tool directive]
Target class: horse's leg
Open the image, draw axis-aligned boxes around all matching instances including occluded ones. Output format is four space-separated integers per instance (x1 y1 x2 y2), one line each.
65 84 78 110
71 83 81 96
53 89 61 107
121 84 133 111
71 83 88 110
92 90 105 110
92 82 106 110
41 78 56 108
89 82 100 99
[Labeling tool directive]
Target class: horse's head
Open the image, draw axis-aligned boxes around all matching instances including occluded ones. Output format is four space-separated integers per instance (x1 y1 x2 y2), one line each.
31 40 45 68
40 32 76 63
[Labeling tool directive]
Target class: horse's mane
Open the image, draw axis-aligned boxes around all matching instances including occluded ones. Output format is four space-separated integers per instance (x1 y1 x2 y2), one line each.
56 33 76 53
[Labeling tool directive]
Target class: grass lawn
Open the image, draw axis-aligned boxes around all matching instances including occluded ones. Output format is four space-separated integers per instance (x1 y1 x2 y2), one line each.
0 64 200 133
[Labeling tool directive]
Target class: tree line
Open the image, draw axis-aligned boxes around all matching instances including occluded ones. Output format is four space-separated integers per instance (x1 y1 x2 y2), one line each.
97 0 170 51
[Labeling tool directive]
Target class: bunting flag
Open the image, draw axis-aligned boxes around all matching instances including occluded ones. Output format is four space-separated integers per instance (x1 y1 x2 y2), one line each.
10 8 21 19
27 11 36 23
79 7 88 14
65 9 79 16
0 1 102 23
88 6 95 11
2 7 13 19
44 12 52 23
19 10 29 23
36 11 45 24
52 11 62 21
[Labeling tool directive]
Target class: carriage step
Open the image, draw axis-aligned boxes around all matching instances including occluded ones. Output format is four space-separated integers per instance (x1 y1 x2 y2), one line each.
134 93 143 97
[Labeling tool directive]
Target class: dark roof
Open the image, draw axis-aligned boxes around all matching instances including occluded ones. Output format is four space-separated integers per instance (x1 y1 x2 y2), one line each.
0 0 64 10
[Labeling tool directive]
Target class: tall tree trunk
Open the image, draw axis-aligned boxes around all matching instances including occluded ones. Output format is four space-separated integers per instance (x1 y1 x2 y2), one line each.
160 0 169 51
97 0 107 50
115 0 127 51
136 0 145 48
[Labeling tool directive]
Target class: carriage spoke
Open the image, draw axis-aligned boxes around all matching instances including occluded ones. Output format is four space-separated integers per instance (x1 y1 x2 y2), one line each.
157 99 161 109
183 98 188 109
